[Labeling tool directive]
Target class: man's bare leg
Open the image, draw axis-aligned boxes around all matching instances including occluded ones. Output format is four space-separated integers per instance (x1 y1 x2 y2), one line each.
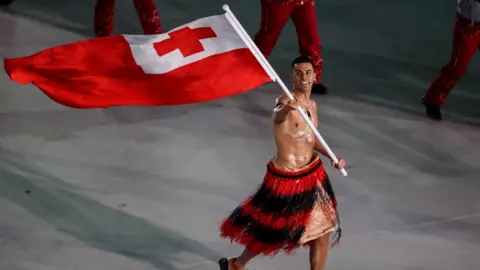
219 249 256 270
309 234 330 270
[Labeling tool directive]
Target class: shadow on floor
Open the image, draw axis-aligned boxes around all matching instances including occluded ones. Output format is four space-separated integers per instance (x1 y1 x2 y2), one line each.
0 149 221 270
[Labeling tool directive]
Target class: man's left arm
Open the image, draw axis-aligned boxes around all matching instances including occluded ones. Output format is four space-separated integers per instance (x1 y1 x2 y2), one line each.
314 138 330 159
315 138 346 170
312 101 331 159
312 101 344 168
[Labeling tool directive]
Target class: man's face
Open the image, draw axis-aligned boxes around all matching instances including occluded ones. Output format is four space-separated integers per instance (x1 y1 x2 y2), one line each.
292 62 314 92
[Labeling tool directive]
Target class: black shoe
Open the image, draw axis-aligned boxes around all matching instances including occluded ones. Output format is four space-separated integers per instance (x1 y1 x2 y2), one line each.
422 97 442 121
312 83 328 95
0 0 15 6
218 258 229 270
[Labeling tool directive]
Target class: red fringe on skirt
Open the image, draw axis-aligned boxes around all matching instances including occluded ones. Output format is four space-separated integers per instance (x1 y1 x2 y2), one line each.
219 157 339 256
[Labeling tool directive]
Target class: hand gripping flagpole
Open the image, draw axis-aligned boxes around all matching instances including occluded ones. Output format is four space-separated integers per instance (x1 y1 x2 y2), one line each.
223 5 347 176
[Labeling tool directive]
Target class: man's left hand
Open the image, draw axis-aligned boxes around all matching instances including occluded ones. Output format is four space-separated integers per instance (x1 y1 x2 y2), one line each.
332 158 345 170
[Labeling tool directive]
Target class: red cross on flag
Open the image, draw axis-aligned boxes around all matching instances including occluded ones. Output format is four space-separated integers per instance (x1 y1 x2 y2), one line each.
3 10 274 108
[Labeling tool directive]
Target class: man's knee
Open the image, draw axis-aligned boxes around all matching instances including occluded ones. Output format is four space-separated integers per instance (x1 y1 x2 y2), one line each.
256 3 291 42
440 63 467 81
311 233 330 248
255 27 283 41
254 28 283 57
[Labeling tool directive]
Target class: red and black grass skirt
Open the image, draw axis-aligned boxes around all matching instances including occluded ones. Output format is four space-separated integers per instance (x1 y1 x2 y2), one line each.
219 157 341 256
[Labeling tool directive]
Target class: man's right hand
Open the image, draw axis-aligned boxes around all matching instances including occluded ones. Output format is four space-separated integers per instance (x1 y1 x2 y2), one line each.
285 98 299 111
273 96 299 123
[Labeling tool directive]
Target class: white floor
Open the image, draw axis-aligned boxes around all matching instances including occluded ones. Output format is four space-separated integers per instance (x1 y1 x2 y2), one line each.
1 1 479 269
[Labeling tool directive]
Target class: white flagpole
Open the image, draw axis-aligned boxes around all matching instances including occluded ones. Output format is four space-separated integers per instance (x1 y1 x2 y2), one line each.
223 4 347 176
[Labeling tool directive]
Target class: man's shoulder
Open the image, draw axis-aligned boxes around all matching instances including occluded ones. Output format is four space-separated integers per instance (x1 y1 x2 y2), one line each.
274 94 290 105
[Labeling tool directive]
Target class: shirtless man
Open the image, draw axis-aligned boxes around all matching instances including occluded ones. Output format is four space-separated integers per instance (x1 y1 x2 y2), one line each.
218 56 345 270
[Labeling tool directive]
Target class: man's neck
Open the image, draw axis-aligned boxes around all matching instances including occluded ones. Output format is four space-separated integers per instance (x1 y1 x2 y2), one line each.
292 89 311 102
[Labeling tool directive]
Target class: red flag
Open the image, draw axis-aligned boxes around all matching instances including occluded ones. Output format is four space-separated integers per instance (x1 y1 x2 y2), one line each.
3 14 273 108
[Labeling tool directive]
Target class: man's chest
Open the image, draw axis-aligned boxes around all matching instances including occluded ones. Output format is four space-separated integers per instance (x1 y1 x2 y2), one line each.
287 107 317 128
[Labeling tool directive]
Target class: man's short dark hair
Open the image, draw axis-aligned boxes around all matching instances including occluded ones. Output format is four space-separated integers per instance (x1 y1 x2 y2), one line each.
291 56 314 69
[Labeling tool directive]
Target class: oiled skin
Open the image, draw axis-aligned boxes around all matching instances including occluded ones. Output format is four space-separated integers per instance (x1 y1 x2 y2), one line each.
272 95 318 171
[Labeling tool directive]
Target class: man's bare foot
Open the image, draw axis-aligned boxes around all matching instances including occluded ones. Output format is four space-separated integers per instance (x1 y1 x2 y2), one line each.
218 258 244 270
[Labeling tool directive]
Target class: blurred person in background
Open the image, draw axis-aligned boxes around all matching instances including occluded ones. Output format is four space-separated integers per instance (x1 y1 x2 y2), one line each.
423 0 480 121
254 0 328 95
94 0 163 37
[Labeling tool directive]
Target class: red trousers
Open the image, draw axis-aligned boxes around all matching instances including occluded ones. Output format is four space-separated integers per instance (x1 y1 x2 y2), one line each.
94 0 163 37
425 14 480 107
254 0 323 82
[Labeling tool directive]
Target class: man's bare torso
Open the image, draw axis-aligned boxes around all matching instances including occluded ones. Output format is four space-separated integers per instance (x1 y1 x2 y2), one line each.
272 93 318 171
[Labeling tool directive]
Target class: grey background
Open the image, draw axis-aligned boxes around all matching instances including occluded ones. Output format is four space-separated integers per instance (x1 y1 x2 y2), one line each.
0 1 479 269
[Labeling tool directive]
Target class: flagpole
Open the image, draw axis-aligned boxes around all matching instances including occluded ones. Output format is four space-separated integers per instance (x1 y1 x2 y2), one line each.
223 4 347 176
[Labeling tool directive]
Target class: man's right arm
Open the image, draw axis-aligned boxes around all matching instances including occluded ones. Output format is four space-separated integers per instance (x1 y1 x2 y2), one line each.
272 96 293 124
